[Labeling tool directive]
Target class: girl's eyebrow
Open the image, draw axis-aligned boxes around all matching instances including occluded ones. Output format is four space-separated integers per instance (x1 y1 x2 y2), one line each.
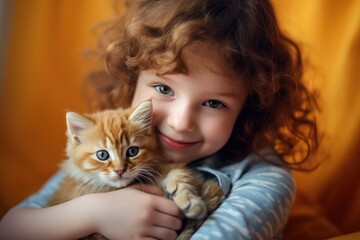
211 91 242 99
154 74 173 81
147 73 171 83
152 74 180 86
151 72 242 98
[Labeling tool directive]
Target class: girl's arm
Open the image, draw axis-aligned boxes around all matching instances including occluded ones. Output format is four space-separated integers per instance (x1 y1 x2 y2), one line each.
0 173 183 240
193 150 295 239
0 194 97 239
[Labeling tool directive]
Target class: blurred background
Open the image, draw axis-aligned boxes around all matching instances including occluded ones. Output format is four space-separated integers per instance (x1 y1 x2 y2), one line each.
0 0 359 239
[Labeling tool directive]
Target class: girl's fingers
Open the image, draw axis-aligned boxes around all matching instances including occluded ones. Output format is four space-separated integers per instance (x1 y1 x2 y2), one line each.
145 225 178 240
154 196 184 218
153 211 183 230
130 184 184 218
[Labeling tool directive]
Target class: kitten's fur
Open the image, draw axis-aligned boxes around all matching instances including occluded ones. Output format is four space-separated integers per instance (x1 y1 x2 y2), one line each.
47 100 224 240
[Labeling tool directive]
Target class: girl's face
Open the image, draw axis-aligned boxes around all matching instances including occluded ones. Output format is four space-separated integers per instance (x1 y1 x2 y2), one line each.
132 43 247 164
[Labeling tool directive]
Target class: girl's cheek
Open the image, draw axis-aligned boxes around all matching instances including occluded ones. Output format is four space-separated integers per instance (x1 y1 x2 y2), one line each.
150 104 161 124
151 113 160 125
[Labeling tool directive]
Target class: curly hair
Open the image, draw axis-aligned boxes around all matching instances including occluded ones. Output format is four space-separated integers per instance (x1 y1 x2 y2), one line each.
85 0 319 168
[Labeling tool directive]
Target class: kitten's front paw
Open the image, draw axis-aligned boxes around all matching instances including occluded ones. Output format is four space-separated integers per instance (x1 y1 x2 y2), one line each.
177 193 207 220
165 181 207 220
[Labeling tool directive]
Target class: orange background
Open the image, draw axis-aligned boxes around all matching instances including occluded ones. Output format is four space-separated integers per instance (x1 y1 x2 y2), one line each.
0 1 359 239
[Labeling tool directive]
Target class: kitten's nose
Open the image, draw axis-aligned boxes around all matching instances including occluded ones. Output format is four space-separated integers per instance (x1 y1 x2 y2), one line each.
115 169 124 176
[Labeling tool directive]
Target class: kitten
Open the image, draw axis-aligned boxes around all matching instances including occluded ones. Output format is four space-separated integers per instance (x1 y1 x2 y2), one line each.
47 100 224 240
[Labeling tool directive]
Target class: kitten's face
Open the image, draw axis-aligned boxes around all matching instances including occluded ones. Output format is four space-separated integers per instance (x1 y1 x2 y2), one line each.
64 101 161 188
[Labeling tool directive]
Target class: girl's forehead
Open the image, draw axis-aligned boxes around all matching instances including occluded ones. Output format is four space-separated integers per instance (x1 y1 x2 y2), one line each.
146 41 247 96
181 42 247 91
183 42 237 77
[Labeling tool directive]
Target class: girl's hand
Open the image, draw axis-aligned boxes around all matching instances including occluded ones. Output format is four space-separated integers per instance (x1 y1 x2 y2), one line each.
87 185 183 240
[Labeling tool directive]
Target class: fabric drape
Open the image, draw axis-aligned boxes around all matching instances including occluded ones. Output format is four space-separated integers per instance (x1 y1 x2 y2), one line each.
0 1 359 239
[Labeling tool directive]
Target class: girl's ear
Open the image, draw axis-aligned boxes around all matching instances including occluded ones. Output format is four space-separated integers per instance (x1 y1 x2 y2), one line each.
66 112 94 144
128 100 153 132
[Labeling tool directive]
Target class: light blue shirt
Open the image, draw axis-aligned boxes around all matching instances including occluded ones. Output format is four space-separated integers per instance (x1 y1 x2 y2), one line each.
17 149 295 239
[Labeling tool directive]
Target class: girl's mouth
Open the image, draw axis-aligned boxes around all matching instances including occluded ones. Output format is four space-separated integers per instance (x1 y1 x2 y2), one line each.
158 132 198 149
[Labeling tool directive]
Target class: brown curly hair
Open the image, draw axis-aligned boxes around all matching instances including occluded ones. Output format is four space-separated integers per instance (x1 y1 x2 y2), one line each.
85 0 319 168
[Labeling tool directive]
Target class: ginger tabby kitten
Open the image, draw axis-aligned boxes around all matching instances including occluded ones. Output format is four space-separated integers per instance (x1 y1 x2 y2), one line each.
47 100 224 240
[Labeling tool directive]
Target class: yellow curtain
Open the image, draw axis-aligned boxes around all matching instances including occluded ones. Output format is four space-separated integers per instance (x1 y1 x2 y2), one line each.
272 0 360 238
1 1 359 239
0 0 114 216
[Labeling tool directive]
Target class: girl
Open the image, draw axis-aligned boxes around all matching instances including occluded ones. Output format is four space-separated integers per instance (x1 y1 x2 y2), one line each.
0 0 318 239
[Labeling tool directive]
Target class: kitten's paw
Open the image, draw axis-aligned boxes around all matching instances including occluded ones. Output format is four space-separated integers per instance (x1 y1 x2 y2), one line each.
174 193 207 219
162 168 208 220
165 181 207 219
164 180 178 198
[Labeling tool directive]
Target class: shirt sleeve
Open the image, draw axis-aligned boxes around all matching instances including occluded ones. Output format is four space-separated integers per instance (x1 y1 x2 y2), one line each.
15 171 64 209
191 151 295 240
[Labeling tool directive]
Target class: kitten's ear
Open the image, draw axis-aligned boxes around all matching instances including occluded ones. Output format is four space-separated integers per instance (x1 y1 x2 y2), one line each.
66 112 95 144
128 100 152 132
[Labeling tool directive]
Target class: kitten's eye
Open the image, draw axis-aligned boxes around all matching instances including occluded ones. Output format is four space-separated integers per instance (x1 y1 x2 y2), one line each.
96 150 110 161
154 85 174 96
126 146 139 158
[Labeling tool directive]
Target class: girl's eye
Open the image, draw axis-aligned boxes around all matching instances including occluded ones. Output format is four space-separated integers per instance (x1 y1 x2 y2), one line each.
96 150 110 161
204 100 226 109
126 146 140 157
154 85 173 96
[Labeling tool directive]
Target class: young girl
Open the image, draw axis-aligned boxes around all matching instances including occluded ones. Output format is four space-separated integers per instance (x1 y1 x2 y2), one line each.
0 0 318 239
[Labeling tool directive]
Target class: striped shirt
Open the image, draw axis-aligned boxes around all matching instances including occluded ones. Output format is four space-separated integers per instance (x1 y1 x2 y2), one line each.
17 148 295 240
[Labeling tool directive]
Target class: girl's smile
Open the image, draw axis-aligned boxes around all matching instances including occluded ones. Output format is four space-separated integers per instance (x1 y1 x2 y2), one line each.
132 42 248 164
157 131 200 149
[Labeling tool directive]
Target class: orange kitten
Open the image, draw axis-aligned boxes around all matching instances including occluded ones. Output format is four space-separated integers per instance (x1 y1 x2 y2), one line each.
47 100 224 240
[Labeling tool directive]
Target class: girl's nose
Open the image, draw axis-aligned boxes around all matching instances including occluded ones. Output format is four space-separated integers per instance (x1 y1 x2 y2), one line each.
167 104 196 132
